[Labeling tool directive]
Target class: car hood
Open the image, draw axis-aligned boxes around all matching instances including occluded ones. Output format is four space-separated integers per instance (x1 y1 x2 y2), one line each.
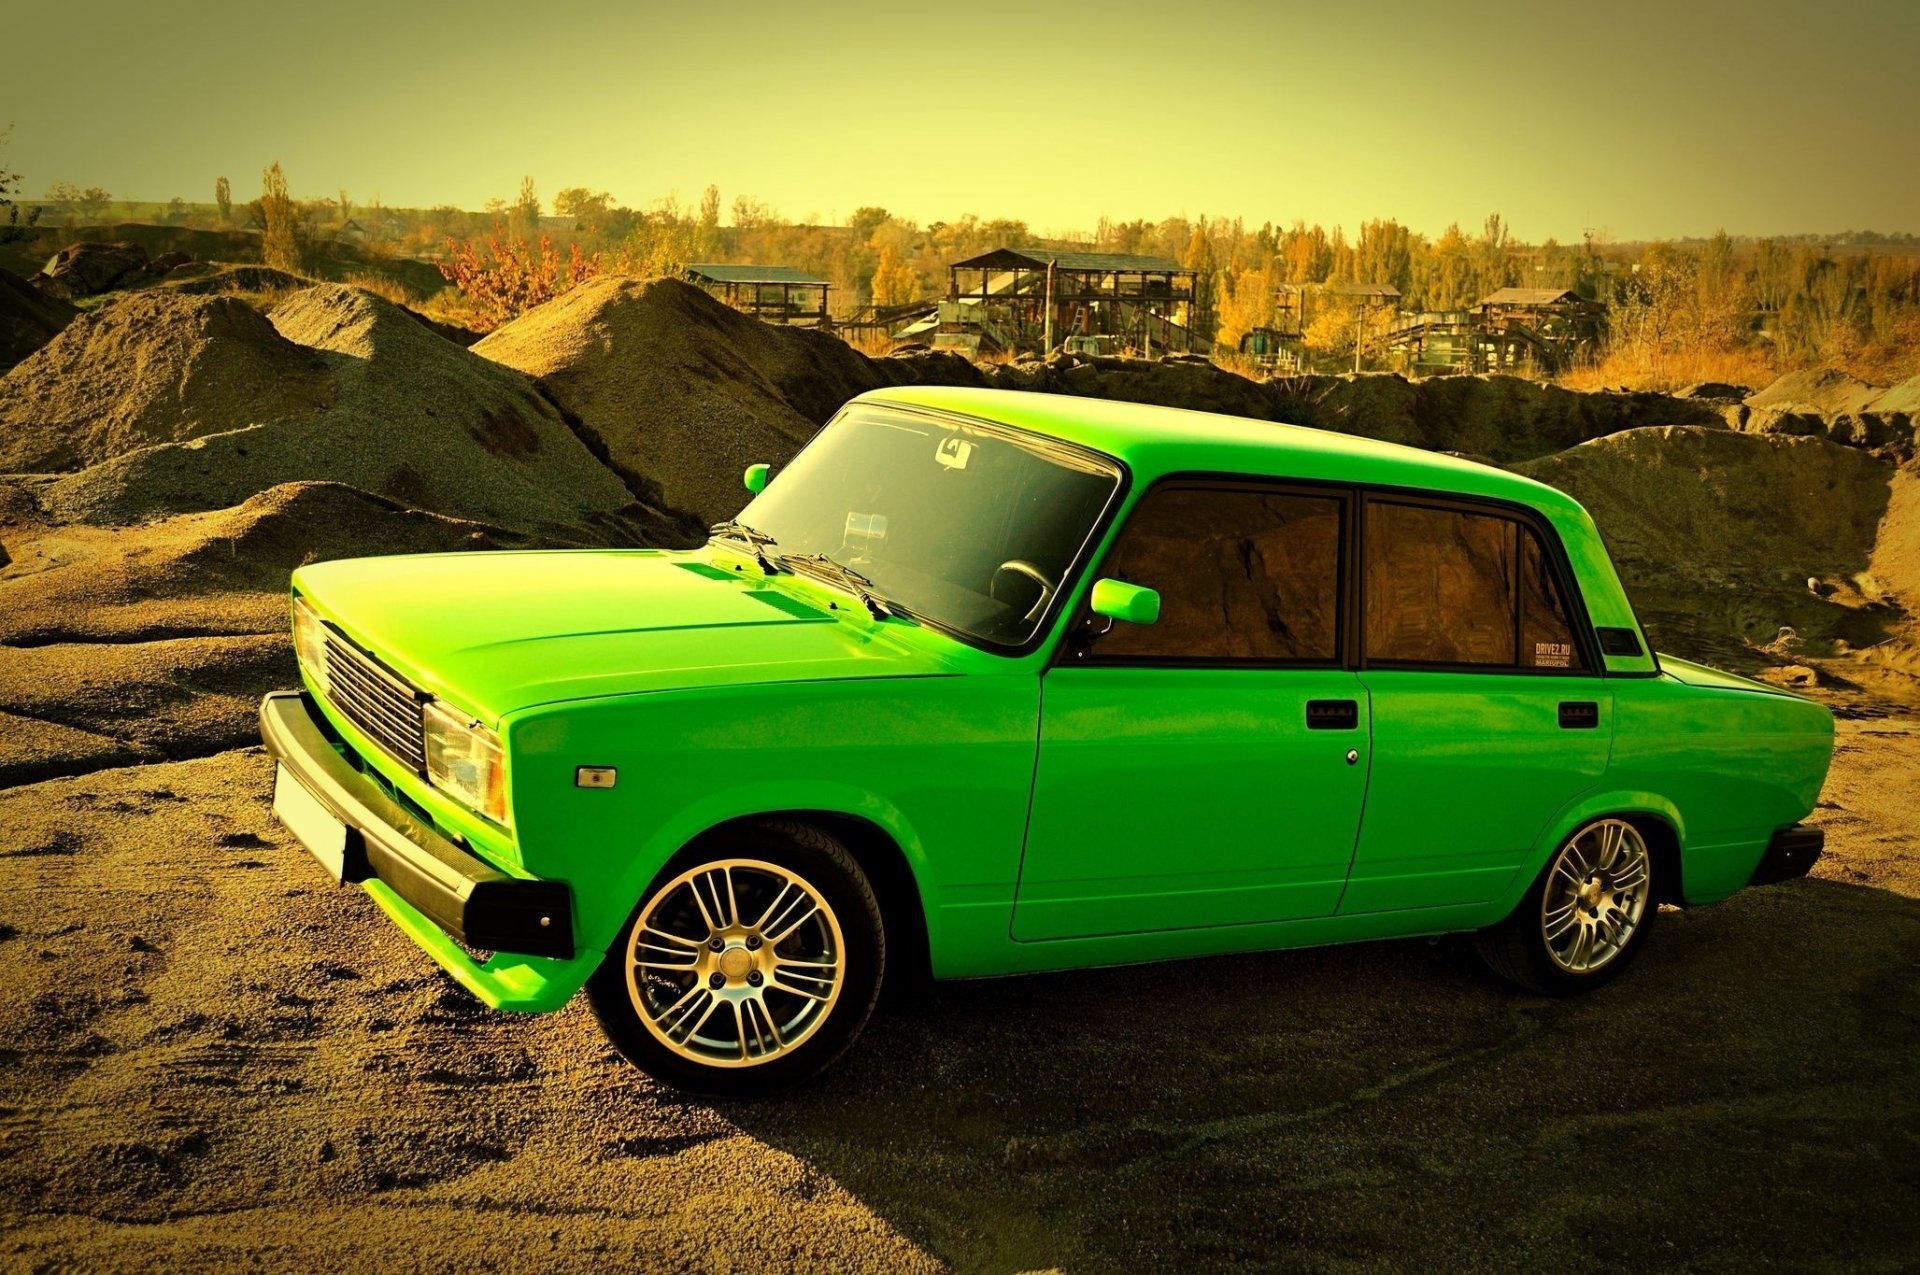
291 550 965 721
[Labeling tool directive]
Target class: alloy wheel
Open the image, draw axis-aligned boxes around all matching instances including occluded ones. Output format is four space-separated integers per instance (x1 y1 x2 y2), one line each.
1541 818 1652 975
625 858 846 1068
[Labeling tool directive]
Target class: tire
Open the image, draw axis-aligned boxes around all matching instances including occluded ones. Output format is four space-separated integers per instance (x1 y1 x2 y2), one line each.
585 819 885 1097
1475 817 1659 995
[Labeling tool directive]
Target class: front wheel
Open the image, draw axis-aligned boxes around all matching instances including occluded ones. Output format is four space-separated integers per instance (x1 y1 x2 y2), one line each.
585 821 885 1096
1475 817 1658 995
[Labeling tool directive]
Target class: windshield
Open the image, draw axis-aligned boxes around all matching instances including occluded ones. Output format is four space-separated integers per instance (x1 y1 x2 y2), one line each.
733 404 1123 647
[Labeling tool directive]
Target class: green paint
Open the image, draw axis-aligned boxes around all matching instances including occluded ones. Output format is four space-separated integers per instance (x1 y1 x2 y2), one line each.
287 388 1834 1013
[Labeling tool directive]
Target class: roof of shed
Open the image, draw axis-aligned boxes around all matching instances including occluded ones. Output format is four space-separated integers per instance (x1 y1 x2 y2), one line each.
949 247 1187 274
685 263 830 285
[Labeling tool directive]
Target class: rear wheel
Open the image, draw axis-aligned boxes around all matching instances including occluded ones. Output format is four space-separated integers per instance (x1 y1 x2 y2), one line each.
586 821 884 1096
1475 817 1657 995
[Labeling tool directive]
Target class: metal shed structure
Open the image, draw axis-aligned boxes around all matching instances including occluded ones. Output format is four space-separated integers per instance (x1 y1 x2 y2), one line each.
940 247 1208 357
1474 287 1604 372
684 263 831 326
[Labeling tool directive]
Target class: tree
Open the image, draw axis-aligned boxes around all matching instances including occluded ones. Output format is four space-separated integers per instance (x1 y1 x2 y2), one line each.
214 175 231 224
696 184 721 257
871 243 918 307
438 231 599 330
338 189 352 224
0 123 37 243
510 176 540 236
166 196 187 223
554 186 614 234
260 162 303 272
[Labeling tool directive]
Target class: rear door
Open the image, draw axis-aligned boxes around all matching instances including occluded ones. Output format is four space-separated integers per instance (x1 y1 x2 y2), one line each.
1014 482 1370 940
1342 495 1612 912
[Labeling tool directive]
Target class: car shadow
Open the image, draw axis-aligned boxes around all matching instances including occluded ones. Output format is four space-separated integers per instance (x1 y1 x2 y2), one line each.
724 879 1920 1273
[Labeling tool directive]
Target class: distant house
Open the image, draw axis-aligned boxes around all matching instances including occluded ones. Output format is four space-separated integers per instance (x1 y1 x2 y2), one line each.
684 263 831 326
335 218 369 243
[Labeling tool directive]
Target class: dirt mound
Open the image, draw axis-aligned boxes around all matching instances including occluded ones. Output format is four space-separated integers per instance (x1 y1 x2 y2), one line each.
0 634 289 787
474 277 983 523
1516 427 1897 667
0 481 535 646
16 285 676 538
36 240 152 298
1258 373 1726 461
0 269 75 371
0 291 332 473
1748 368 1884 419
977 363 1725 463
156 264 310 296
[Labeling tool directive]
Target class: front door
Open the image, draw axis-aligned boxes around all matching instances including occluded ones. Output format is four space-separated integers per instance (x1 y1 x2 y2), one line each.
1339 496 1613 912
1014 483 1370 941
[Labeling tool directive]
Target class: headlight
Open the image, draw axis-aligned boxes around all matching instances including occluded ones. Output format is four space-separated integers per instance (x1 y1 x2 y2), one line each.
291 595 329 694
423 701 509 826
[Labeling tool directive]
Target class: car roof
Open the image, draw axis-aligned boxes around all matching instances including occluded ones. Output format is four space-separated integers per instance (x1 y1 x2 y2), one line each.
854 385 1579 518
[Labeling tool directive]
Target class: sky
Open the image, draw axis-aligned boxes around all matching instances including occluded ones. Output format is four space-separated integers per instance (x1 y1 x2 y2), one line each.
5 0 1917 242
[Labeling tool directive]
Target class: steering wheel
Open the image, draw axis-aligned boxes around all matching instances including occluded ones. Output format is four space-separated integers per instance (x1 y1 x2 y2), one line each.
990 559 1056 623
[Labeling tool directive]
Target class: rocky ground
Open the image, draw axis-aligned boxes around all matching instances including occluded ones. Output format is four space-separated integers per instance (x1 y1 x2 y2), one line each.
2 273 1918 1269
0 712 1914 1272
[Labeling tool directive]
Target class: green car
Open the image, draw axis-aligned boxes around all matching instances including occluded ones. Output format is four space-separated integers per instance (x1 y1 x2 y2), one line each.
262 387 1834 1094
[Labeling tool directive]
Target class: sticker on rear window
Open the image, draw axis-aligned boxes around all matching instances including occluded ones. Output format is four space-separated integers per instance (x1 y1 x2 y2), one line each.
1534 641 1572 668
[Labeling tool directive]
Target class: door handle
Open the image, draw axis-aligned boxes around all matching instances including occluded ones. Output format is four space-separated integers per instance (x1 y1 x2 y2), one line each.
1306 699 1359 730
1558 701 1600 729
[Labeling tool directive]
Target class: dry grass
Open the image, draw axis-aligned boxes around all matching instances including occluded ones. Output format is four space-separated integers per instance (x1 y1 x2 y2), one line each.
1559 345 1783 393
342 271 418 306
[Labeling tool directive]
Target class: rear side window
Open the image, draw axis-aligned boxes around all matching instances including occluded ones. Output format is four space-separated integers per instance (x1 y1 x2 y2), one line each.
1086 486 1343 662
1364 500 1587 670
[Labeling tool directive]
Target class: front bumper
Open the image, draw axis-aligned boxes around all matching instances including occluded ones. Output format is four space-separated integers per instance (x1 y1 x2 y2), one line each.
260 690 574 960
1750 822 1824 886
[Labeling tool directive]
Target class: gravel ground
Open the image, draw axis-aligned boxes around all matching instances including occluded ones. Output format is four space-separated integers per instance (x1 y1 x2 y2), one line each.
0 713 1914 1273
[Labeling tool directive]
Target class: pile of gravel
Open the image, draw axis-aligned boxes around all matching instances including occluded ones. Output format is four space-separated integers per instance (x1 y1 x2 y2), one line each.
1516 426 1897 662
8 284 669 538
474 277 982 524
0 269 76 372
0 291 330 472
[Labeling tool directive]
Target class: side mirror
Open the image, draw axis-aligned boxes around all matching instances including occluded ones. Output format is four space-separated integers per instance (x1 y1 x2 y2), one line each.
743 463 770 495
1090 578 1160 626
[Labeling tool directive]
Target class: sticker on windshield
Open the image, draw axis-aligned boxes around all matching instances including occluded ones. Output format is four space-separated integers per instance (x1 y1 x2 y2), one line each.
1534 641 1572 668
936 437 973 470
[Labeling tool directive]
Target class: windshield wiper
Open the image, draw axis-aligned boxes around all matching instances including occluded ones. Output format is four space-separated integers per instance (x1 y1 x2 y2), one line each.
777 552 893 620
708 520 783 575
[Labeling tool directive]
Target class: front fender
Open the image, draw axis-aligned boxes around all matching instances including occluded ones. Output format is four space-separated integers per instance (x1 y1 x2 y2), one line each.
604 778 942 961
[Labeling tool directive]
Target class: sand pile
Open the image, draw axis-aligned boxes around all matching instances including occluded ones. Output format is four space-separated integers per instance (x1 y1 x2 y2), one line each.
0 480 535 646
474 277 982 524
1258 373 1726 462
1516 427 1898 666
0 634 290 786
10 284 676 539
1744 369 1919 457
0 291 331 472
0 269 76 371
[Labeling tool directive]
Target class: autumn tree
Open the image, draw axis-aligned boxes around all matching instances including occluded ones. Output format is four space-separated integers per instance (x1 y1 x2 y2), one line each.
260 162 303 272
438 230 598 329
871 243 919 307
214 175 231 224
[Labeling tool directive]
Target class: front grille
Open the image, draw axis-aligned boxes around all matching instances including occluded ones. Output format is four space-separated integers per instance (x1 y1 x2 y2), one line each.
321 631 428 773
